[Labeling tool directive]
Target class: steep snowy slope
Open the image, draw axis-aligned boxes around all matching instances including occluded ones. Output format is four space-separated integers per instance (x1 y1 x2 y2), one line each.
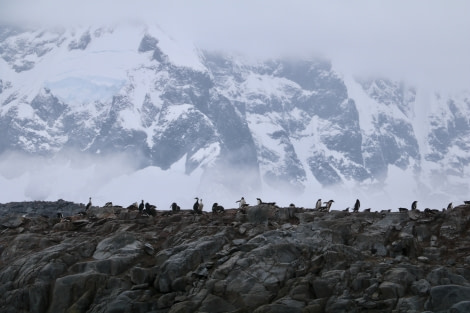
1 22 469 209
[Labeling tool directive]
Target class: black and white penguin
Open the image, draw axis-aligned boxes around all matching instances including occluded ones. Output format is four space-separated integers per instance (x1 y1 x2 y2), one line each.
145 202 157 216
236 197 248 208
85 197 92 211
326 200 334 212
257 198 276 206
171 202 180 212
353 199 360 213
315 199 322 210
320 200 334 212
447 202 453 210
212 203 224 213
287 203 298 218
193 197 203 214
411 201 417 211
193 197 199 212
127 202 139 210
139 200 145 213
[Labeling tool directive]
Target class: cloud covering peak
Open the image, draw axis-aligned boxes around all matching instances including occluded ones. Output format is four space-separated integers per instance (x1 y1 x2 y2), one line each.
2 0 469 90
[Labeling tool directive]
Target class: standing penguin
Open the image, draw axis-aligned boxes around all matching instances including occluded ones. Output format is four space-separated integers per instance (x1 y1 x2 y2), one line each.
353 199 360 213
236 197 248 213
411 201 418 211
193 197 200 213
315 199 322 210
325 200 334 212
236 197 247 208
447 202 453 210
139 200 144 213
320 200 334 212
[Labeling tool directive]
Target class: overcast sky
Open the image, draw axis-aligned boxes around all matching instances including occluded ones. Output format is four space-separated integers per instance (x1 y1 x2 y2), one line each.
1 0 470 89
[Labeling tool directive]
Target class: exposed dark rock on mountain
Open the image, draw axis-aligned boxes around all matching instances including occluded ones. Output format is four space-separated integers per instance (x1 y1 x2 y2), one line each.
1 200 470 312
1 25 470 199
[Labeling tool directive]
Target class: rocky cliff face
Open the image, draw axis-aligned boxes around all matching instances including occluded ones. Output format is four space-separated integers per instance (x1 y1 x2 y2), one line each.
1 200 470 312
1 24 470 202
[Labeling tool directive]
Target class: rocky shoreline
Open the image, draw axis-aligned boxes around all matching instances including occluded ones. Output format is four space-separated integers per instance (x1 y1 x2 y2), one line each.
1 200 470 312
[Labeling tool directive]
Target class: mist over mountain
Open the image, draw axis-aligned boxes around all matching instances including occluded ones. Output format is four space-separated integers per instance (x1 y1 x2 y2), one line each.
0 22 469 210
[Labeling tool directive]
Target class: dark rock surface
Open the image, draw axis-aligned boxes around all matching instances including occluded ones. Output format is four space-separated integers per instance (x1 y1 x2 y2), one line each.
1 201 470 312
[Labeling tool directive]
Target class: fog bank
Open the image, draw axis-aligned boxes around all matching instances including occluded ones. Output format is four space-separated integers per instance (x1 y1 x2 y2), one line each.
0 151 458 212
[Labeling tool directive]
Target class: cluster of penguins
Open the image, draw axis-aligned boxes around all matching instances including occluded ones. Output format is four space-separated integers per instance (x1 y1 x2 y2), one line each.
161 196 276 215
70 197 465 219
314 199 459 214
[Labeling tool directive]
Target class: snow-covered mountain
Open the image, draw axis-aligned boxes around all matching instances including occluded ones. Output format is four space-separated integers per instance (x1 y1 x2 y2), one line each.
1 23 469 209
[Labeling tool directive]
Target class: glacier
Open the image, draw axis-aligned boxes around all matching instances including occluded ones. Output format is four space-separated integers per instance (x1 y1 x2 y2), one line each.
0 22 469 211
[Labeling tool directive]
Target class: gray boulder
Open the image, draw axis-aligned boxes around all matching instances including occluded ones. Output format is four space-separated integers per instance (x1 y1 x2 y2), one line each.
426 285 470 311
450 301 470 313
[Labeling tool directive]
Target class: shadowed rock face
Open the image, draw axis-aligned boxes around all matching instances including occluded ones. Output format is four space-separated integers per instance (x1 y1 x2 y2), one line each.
1 201 470 312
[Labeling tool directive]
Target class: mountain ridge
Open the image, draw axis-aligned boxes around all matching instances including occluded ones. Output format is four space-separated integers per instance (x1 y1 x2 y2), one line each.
1 23 469 208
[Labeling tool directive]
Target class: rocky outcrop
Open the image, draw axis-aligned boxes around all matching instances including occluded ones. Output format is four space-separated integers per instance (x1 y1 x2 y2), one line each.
0 200 84 218
1 201 470 312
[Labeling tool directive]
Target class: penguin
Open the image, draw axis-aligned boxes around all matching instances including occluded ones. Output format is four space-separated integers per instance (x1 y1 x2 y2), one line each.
257 198 276 206
171 202 180 212
325 200 334 212
139 200 145 213
288 203 298 218
411 201 417 211
424 208 438 216
320 200 334 212
198 199 204 212
85 197 92 211
399 207 408 213
193 197 199 212
343 207 350 212
127 202 139 210
193 197 202 214
212 203 224 213
353 199 360 213
447 202 453 210
236 197 247 208
236 197 248 213
315 199 322 210
145 202 157 216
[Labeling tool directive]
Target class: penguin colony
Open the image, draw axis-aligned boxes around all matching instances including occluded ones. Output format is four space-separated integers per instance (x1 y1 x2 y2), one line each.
76 195 466 217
